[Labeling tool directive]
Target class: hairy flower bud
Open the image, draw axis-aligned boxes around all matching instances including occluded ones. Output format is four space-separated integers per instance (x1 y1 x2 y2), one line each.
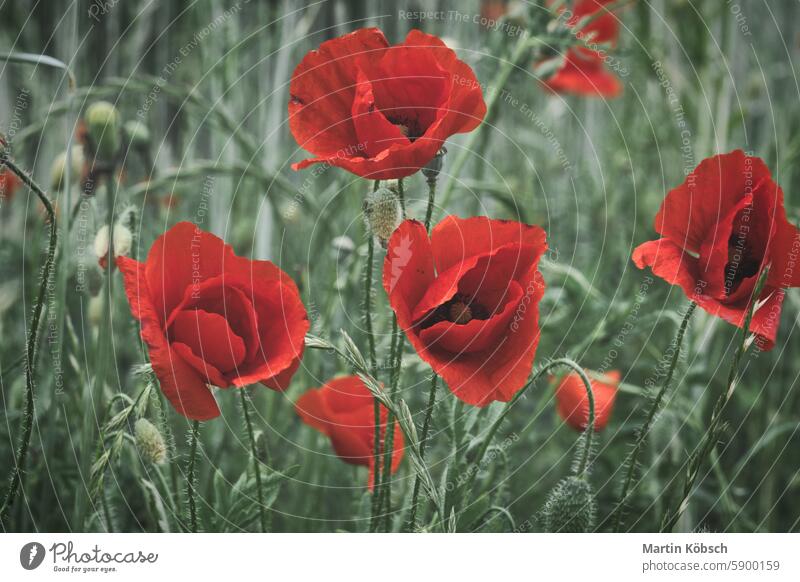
85 101 121 162
50 146 85 192
542 476 596 533
363 186 402 246
134 418 167 465
94 223 133 268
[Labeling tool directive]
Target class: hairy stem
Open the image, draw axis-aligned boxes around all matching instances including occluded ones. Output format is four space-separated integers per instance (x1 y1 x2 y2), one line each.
0 154 58 525
187 421 200 533
612 302 696 532
240 389 267 532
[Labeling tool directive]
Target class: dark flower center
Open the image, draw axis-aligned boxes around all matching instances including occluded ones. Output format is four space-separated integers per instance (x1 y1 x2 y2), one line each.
417 293 490 329
387 116 422 142
724 231 761 294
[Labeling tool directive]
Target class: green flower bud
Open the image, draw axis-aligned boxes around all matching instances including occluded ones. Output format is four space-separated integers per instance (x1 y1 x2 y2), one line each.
542 476 597 533
50 145 85 191
134 418 167 465
363 186 402 247
123 120 150 149
85 101 121 162
422 147 447 180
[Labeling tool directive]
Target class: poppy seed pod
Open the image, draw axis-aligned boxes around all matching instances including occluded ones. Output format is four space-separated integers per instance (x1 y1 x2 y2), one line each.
134 418 167 465
87 295 104 328
542 476 596 533
94 223 133 268
123 120 151 149
85 101 121 162
50 146 85 192
363 186 402 246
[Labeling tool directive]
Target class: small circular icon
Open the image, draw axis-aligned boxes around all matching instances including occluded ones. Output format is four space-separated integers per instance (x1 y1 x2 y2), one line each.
20 542 46 570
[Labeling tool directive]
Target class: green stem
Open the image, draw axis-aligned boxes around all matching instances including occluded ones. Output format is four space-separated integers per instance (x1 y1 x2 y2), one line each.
240 389 267 532
466 358 592 492
378 315 404 531
187 421 200 533
661 272 768 532
438 33 531 209
397 176 406 217
366 179 381 531
611 302 696 532
0 154 58 525
406 374 438 531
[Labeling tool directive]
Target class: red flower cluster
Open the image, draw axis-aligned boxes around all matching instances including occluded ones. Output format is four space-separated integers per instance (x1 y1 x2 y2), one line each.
633 150 800 349
0 169 22 201
295 375 403 487
542 0 623 98
118 222 309 420
555 370 619 432
383 216 547 406
289 28 486 179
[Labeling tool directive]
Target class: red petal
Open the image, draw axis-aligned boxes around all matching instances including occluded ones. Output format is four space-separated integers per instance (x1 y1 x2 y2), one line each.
655 151 772 253
430 215 547 274
289 28 389 159
169 309 246 376
543 49 622 98
556 369 619 432
117 256 220 420
144 222 232 323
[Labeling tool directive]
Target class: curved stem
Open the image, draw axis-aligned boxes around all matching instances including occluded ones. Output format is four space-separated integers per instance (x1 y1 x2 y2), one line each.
186 421 200 533
407 374 438 531
240 389 267 532
0 154 58 525
611 302 696 532
466 358 592 492
573 367 596 478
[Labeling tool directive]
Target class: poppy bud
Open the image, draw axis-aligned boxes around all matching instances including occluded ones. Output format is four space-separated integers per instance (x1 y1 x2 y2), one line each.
123 120 150 149
363 186 402 246
422 147 447 181
85 101 121 163
134 418 167 465
94 223 133 268
542 476 596 532
50 146 85 192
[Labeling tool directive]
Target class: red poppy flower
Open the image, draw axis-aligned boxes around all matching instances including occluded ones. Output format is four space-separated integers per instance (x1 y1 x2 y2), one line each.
295 375 404 488
541 0 623 98
117 222 309 420
633 150 800 350
0 169 22 201
383 216 547 406
288 28 486 180
556 370 619 432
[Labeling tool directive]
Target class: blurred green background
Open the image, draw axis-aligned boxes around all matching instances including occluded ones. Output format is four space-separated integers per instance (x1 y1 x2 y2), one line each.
1 0 799 532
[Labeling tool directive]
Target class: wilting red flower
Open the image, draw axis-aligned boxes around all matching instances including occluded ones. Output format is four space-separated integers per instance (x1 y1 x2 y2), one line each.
117 222 309 420
295 375 403 487
0 169 22 201
383 216 547 406
633 150 800 350
556 370 619 432
289 28 486 180
541 0 623 98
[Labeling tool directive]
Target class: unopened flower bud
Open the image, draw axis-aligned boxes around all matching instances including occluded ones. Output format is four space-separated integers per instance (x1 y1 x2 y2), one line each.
542 476 596 533
363 186 402 246
85 101 121 162
94 223 133 268
422 147 447 180
50 145 85 191
123 120 150 149
134 418 167 465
